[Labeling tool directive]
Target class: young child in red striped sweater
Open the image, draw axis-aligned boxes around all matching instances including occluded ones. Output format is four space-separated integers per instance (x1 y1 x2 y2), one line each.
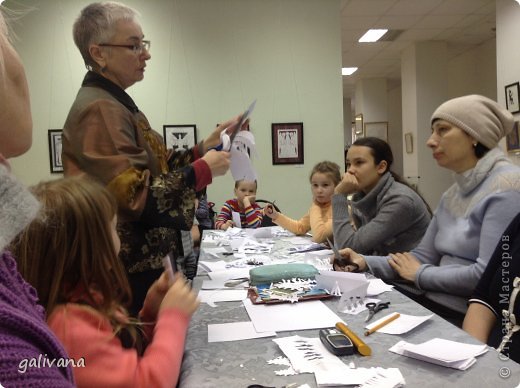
215 180 263 230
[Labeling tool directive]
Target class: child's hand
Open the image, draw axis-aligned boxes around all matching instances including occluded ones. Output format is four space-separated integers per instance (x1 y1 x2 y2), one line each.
264 204 278 220
243 195 256 207
221 220 234 230
160 274 200 316
139 271 171 322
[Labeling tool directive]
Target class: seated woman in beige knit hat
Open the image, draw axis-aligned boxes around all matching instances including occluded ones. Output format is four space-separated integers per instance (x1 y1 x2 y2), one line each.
335 94 520 325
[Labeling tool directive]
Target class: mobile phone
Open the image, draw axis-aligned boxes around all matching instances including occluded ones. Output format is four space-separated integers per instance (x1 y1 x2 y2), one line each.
319 328 354 356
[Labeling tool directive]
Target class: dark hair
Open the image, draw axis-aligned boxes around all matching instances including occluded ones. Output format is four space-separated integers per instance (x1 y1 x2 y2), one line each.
352 137 432 215
474 142 490 158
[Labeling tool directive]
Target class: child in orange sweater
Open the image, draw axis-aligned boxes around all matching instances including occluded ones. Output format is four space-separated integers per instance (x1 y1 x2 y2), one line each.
12 177 199 388
264 161 341 243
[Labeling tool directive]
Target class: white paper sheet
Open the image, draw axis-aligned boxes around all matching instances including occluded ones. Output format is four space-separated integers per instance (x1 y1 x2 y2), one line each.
367 278 395 296
207 267 250 281
365 312 433 335
198 289 247 307
282 236 313 245
315 367 405 387
389 338 488 370
243 298 342 333
232 211 242 228
208 321 275 342
198 259 227 272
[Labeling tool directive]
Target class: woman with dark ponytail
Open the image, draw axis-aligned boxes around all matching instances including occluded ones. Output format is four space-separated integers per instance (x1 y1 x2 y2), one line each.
332 137 431 256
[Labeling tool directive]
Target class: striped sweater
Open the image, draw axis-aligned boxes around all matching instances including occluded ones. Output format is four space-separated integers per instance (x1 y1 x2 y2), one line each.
215 198 263 229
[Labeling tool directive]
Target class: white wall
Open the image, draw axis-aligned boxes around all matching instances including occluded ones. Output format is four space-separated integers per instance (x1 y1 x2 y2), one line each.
6 0 344 218
447 39 497 99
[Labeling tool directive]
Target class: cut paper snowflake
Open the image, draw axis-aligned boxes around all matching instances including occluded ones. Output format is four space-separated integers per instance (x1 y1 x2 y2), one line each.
272 278 316 291
274 367 297 376
267 356 292 366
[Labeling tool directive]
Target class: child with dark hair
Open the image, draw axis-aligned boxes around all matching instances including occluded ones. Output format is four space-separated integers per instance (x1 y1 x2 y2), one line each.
333 136 431 256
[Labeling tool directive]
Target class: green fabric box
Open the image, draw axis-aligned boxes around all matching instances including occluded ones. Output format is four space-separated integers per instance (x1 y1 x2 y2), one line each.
249 263 319 286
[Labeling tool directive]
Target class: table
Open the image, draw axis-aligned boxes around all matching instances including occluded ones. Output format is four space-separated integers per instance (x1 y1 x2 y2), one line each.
179 231 520 387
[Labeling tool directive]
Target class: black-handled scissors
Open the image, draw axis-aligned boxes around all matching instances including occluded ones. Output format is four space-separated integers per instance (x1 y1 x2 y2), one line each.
365 301 390 322
326 237 359 272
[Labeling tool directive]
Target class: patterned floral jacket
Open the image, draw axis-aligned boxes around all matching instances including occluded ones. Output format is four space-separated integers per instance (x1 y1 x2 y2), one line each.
62 71 211 274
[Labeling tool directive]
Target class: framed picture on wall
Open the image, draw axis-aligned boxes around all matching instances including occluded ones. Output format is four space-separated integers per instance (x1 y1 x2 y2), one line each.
271 122 304 165
506 121 520 152
163 124 197 152
364 122 388 141
48 129 63 174
505 82 520 113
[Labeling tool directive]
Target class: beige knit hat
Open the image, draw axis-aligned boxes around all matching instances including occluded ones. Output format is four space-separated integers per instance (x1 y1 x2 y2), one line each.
431 94 514 149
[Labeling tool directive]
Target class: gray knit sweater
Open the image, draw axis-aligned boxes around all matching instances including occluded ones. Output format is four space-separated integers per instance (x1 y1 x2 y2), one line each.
332 172 431 255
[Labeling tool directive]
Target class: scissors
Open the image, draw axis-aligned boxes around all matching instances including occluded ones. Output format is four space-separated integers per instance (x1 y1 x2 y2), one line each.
211 99 256 151
365 301 390 322
326 237 359 272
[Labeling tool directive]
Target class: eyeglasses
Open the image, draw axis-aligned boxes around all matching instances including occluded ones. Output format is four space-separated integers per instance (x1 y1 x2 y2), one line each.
99 40 151 55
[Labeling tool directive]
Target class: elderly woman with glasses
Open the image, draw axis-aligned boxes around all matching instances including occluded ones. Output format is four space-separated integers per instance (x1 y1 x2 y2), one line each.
62 1 242 314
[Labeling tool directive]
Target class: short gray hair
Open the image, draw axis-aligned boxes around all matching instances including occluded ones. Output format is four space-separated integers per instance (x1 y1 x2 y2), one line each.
73 1 139 70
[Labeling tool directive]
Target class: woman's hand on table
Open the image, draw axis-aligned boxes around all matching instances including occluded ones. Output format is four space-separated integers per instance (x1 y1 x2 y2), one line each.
388 252 420 282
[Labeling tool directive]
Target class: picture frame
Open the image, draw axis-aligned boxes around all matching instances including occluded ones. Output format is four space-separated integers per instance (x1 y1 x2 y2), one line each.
163 124 197 152
505 82 520 114
354 113 364 135
404 132 413 154
48 129 63 174
271 122 304 165
364 121 388 141
506 121 520 152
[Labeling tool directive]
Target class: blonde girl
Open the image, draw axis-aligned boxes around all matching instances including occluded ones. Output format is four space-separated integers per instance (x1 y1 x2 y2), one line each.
13 177 199 387
264 161 341 243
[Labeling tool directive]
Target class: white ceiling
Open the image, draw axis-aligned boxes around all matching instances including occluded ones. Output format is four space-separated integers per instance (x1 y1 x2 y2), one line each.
341 0 497 99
